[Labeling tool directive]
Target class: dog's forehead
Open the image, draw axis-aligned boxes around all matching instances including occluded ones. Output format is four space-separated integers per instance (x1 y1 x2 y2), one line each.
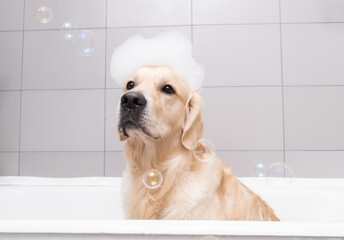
132 66 192 102
134 66 184 86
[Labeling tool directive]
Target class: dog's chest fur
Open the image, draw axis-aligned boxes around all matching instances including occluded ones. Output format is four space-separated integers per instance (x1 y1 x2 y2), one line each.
122 157 224 220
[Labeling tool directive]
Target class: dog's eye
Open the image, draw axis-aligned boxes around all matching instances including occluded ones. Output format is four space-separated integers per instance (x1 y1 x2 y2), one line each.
126 81 135 90
162 85 175 94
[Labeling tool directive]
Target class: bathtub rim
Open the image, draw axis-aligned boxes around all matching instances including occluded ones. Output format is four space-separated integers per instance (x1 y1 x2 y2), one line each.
0 219 343 238
1 176 344 237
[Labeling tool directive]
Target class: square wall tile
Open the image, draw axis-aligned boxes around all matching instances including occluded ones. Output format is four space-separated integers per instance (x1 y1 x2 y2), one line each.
284 87 344 150
193 0 279 25
281 0 344 23
0 0 24 31
0 91 21 151
0 153 19 176
0 32 22 90
24 0 105 30
20 152 104 177
105 152 126 177
217 151 284 177
286 151 344 178
201 87 284 151
193 25 281 87
105 89 125 151
20 90 105 151
106 26 191 89
107 0 191 27
282 24 344 86
23 29 105 90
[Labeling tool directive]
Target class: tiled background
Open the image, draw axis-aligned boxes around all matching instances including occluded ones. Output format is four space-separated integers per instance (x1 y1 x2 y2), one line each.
0 0 344 178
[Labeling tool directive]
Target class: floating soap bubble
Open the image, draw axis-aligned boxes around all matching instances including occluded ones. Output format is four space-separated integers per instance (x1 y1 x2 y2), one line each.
73 30 99 56
201 236 219 240
193 139 215 162
250 161 267 177
265 162 294 190
142 169 163 190
60 22 78 40
36 6 53 24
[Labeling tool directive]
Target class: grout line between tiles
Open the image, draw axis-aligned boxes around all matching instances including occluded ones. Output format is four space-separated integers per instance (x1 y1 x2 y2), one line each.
12 151 123 153
278 0 287 176
18 0 26 177
103 0 108 177
190 0 193 44
19 88 106 92
281 21 344 25
0 29 23 33
1 21 344 34
2 150 343 153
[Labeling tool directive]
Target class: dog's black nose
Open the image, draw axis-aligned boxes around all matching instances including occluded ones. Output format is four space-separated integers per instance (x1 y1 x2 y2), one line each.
121 92 146 110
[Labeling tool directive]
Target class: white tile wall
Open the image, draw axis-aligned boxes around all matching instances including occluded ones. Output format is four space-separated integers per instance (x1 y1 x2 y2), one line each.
24 0 106 30
105 89 124 151
193 25 282 87
0 91 21 151
282 24 344 86
284 86 344 150
107 0 191 27
202 87 284 151
281 0 344 23
286 151 344 178
20 152 104 177
0 0 24 31
0 32 23 90
0 153 19 176
23 29 105 90
217 151 284 177
193 0 279 25
105 152 126 177
20 90 105 151
0 0 343 178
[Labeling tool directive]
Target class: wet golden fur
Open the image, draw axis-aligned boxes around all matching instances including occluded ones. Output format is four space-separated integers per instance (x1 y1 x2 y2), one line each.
118 66 279 221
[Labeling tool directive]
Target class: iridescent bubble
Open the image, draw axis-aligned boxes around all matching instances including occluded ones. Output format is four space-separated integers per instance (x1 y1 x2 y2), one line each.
193 139 215 162
142 169 163 190
60 22 78 40
265 162 294 190
250 161 267 177
73 30 99 56
201 236 219 240
36 6 53 24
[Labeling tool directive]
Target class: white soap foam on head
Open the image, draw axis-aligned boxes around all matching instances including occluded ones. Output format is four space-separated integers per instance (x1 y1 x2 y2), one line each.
110 31 205 91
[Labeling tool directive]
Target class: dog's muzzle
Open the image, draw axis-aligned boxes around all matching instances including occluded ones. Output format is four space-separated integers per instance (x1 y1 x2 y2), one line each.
119 92 147 137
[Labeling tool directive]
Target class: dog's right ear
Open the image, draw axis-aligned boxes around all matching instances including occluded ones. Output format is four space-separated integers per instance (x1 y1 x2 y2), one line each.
181 92 204 150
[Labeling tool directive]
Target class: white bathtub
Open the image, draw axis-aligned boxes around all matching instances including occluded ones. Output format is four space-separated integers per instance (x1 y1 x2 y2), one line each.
0 176 343 240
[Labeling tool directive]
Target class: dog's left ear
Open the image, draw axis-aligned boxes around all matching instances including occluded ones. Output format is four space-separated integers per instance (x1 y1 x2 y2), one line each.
182 92 204 150
119 134 127 141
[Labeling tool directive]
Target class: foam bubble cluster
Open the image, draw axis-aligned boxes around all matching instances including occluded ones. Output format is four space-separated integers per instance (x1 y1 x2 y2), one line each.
110 31 205 91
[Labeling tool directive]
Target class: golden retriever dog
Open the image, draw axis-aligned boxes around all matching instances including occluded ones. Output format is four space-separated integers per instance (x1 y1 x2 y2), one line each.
117 65 279 221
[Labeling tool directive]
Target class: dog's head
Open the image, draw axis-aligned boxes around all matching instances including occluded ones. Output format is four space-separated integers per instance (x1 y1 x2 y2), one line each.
117 65 203 150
